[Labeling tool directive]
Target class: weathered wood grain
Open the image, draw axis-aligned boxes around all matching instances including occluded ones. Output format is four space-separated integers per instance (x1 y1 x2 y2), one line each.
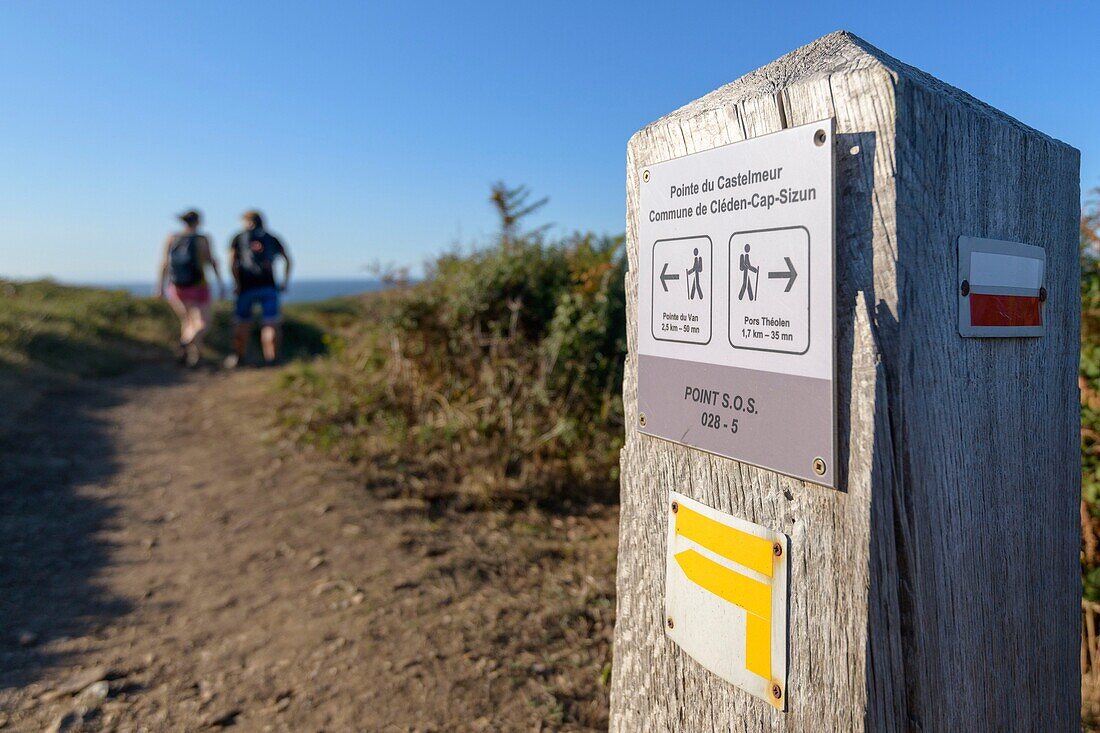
611 30 1080 731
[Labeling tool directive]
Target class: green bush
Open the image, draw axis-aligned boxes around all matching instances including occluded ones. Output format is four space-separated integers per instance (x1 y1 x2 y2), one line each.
1082 189 1100 600
280 186 626 508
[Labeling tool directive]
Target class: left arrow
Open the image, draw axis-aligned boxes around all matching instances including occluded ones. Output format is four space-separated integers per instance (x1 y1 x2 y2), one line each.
660 262 681 292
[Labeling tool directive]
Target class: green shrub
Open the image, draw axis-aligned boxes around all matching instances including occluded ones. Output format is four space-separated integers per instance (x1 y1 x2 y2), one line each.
280 186 626 508
1082 189 1100 600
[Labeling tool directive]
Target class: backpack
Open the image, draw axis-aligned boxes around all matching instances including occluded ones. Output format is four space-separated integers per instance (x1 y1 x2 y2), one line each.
168 235 202 287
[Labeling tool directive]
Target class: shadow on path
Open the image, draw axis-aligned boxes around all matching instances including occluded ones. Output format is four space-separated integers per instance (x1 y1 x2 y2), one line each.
0 368 181 691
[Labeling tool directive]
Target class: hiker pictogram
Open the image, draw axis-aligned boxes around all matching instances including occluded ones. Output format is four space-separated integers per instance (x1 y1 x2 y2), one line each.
687 248 705 300
651 237 712 345
738 245 759 302
728 227 811 355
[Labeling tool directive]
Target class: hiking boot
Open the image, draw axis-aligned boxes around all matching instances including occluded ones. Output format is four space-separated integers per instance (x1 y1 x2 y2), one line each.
222 353 241 370
185 348 201 369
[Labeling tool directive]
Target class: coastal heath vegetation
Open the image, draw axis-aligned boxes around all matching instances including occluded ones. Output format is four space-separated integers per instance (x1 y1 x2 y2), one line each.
1081 188 1100 596
279 183 627 508
1077 187 1100 727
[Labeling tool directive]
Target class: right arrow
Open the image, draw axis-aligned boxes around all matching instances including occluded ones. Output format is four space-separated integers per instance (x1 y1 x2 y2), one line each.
767 257 798 292
659 262 681 292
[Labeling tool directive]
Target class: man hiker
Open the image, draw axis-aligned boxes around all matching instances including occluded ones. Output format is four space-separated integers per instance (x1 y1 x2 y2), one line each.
224 210 292 368
156 209 225 368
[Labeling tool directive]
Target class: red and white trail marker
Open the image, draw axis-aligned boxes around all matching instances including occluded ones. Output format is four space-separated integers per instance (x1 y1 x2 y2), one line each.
958 236 1046 338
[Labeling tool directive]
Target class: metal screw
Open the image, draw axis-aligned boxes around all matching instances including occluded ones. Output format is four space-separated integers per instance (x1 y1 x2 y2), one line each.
772 541 783 557
639 413 648 428
1039 286 1048 302
812 457 827 476
643 169 651 183
771 683 783 700
960 279 970 297
814 129 827 146
671 501 679 514
667 617 675 629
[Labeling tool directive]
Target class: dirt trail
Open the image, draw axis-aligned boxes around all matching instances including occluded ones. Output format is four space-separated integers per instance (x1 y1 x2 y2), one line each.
0 368 615 732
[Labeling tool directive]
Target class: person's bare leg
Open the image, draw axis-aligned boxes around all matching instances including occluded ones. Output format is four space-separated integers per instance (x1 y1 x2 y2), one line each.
260 324 280 364
166 295 189 361
234 322 250 358
185 304 210 367
223 321 250 369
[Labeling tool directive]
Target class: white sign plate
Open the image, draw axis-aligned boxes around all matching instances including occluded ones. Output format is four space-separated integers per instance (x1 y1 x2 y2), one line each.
637 120 836 487
665 492 789 709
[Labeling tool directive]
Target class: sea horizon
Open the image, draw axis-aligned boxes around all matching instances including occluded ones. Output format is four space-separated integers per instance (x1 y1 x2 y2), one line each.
69 278 387 304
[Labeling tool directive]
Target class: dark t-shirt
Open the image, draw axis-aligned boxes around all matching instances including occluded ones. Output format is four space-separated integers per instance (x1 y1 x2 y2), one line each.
230 229 285 293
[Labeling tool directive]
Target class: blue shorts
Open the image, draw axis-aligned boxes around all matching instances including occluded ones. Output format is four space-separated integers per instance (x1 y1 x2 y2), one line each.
234 286 281 324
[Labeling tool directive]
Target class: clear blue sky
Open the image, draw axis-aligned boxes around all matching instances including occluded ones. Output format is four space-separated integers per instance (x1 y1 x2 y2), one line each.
0 1 1096 282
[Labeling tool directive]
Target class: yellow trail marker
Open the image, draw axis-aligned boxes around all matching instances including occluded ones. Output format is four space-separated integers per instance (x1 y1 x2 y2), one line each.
674 548 772 679
664 493 788 706
675 503 775 577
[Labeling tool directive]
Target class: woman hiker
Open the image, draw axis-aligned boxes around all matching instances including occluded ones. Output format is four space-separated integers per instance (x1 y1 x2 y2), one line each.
156 209 225 368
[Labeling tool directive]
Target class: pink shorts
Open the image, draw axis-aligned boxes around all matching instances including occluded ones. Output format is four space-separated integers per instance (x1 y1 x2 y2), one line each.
167 283 211 307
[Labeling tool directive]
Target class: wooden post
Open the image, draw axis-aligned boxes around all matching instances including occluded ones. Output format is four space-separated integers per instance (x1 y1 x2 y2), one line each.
612 31 1080 731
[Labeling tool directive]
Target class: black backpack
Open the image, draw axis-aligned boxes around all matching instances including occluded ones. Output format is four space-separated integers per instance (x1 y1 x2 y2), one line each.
168 235 202 286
